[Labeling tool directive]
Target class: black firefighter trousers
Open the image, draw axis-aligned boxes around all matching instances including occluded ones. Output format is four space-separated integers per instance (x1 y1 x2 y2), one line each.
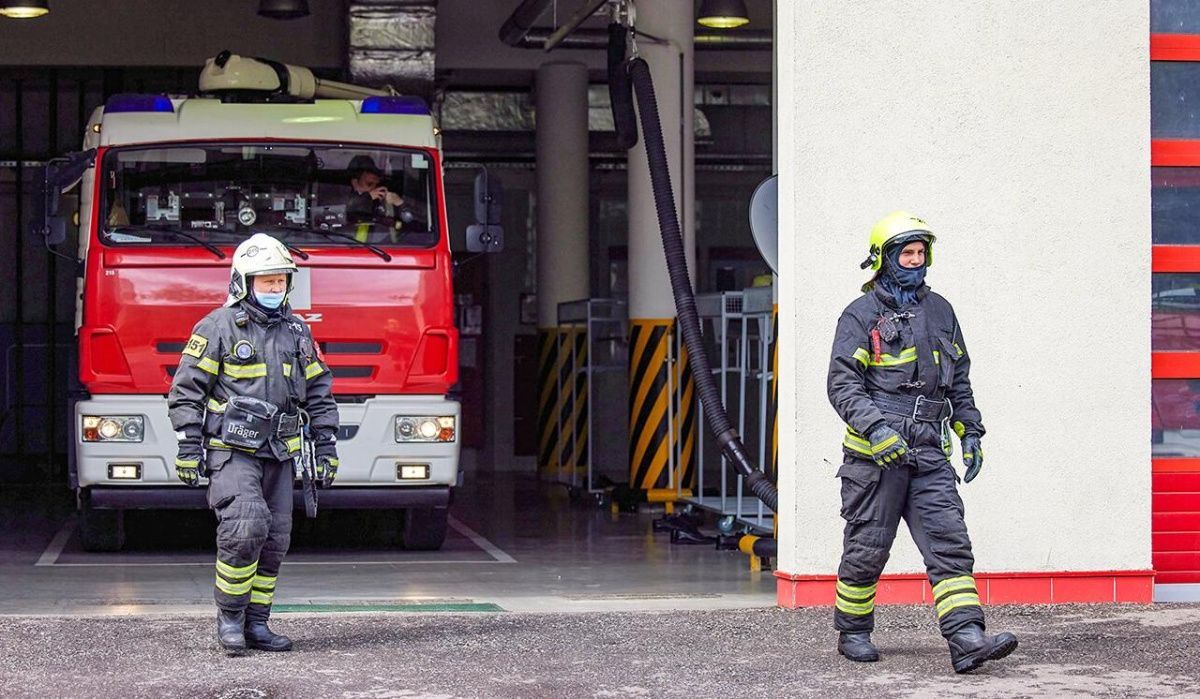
207 450 293 622
833 453 985 638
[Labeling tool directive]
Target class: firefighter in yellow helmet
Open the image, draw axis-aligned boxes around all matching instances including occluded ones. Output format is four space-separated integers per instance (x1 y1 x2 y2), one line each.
826 212 1017 673
168 233 339 654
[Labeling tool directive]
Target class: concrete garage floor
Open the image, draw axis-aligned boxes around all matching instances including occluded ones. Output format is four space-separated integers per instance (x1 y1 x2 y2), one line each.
2 604 1199 697
0 475 774 615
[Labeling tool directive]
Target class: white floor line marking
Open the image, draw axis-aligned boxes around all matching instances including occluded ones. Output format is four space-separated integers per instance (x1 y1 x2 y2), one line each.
43 560 504 568
35 517 76 567
447 515 515 563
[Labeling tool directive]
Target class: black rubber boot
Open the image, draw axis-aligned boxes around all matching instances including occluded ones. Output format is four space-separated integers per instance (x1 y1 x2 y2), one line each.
837 632 880 662
947 625 1018 674
216 609 247 654
244 614 293 652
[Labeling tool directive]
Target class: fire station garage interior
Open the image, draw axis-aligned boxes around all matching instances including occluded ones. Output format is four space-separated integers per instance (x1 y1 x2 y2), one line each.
0 0 782 613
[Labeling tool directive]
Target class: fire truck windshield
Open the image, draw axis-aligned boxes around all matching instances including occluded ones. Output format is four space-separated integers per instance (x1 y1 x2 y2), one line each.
100 143 439 248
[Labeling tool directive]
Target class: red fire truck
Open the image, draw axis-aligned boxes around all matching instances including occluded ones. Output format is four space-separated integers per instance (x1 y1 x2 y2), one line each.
37 54 497 551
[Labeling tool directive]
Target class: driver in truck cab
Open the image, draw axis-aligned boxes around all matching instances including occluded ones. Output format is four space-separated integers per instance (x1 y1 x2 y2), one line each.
167 233 339 655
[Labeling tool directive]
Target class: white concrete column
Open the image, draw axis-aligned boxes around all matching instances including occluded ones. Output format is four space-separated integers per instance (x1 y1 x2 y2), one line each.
535 61 590 329
627 0 696 320
775 2 1150 604
535 61 590 476
626 0 695 491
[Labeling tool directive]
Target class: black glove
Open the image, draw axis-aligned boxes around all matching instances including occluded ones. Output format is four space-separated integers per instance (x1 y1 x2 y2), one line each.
315 441 338 488
175 436 204 487
961 434 984 483
867 424 910 468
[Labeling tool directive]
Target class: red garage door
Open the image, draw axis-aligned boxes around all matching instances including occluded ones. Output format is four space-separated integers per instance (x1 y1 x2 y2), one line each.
1151 20 1200 585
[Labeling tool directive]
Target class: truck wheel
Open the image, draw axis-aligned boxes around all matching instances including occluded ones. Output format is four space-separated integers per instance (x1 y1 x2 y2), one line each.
79 501 125 552
400 506 448 551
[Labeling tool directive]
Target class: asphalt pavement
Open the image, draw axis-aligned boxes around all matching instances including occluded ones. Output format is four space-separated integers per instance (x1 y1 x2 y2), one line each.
2 603 1199 698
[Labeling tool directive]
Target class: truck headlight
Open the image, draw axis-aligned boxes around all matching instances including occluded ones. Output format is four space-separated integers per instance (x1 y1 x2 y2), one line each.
394 416 455 443
82 415 145 442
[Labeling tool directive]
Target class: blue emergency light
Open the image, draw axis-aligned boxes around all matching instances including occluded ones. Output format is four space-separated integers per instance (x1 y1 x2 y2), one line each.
104 94 175 114
360 96 429 115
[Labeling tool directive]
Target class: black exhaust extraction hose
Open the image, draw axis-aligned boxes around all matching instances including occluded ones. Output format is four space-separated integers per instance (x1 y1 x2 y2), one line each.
624 57 778 513
607 24 639 151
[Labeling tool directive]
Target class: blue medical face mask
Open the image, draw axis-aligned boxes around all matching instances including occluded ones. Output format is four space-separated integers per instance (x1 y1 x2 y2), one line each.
255 290 286 310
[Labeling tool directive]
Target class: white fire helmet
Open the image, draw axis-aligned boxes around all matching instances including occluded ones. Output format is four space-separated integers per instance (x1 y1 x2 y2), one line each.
225 233 298 307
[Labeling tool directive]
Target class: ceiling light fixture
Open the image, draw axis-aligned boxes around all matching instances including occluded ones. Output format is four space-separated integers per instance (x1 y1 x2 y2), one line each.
697 0 749 29
258 0 309 20
0 0 49 19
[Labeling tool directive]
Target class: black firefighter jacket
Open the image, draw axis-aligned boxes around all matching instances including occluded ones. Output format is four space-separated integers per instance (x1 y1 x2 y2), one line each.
167 300 338 461
827 284 984 467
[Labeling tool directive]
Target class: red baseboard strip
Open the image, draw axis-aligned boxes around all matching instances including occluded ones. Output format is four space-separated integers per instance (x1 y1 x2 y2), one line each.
775 570 1155 608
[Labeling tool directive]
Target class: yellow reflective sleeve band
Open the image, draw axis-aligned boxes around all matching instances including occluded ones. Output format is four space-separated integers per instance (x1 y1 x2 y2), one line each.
933 350 941 365
250 590 274 605
304 361 326 380
871 435 898 454
206 397 226 413
216 559 258 579
216 576 254 596
936 592 982 617
196 356 220 375
223 363 268 379
869 347 918 367
328 458 340 466
953 421 967 438
283 363 293 377
852 348 870 368
836 580 877 601
175 459 199 468
953 342 964 357
835 597 875 616
843 431 873 456
285 436 302 453
932 575 976 598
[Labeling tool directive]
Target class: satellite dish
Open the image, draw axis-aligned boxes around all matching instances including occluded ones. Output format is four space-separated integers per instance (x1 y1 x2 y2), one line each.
748 174 778 275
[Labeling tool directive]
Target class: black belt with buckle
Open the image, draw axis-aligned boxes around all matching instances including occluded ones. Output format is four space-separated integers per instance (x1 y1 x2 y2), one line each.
274 412 301 437
870 392 949 423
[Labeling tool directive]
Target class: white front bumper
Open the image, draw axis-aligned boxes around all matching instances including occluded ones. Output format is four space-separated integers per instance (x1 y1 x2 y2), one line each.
74 395 461 488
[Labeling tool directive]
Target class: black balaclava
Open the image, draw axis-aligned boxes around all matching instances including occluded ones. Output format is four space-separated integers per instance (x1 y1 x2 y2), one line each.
877 237 928 306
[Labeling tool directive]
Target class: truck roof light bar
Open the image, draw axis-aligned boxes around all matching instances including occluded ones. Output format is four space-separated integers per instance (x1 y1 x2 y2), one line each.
361 96 429 115
104 94 175 114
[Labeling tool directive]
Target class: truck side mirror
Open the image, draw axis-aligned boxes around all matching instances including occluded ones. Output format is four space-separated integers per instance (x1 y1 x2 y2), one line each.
466 167 504 253
32 149 94 258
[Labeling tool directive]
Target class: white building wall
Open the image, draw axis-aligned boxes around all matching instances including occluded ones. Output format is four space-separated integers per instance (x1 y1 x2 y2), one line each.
775 1 1151 577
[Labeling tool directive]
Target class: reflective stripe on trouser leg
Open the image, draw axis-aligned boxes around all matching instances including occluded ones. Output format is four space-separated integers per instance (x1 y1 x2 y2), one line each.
932 575 983 629
246 456 296 623
215 558 257 604
209 452 271 611
835 579 877 617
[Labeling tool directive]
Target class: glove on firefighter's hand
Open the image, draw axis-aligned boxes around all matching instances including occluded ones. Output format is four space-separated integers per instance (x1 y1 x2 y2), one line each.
316 456 339 489
961 434 984 483
867 424 910 468
315 441 338 488
175 437 204 487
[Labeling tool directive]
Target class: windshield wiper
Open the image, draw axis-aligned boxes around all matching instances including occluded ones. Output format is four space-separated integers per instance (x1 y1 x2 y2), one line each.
115 224 226 260
305 227 392 262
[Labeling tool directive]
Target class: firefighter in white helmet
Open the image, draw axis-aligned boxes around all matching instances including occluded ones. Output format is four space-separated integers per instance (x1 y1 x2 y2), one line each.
168 233 339 654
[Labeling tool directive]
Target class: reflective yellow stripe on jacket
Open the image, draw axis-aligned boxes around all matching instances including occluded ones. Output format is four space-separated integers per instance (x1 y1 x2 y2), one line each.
223 363 267 379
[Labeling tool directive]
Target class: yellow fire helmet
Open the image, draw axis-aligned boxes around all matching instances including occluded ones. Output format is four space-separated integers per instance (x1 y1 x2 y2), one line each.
860 211 936 271
225 233 298 307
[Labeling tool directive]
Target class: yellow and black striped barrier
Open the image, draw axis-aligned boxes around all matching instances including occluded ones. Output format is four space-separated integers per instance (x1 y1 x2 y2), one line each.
537 328 560 477
563 327 589 478
628 319 696 494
